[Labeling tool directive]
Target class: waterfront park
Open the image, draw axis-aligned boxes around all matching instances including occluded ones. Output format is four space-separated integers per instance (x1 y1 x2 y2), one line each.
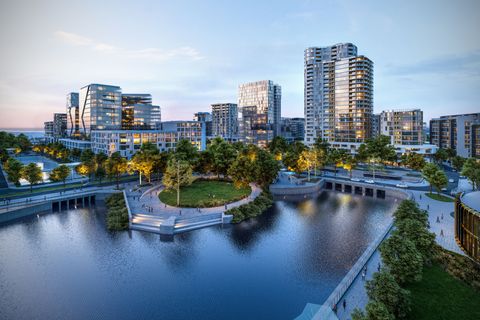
0 132 479 320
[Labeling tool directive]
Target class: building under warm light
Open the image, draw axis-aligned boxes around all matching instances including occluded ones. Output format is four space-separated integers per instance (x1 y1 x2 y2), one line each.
380 109 423 145
455 191 480 262
304 43 373 148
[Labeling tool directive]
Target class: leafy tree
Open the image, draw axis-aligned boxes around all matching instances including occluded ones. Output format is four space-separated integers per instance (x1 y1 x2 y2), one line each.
175 139 198 165
393 200 428 228
396 219 436 263
401 152 426 171
21 163 43 192
80 149 95 163
343 154 358 178
196 150 213 174
153 151 170 178
451 156 465 172
228 152 255 188
380 233 423 285
297 150 314 180
131 150 155 184
430 169 448 194
208 137 236 177
461 158 480 190
268 136 289 160
327 148 348 176
162 157 193 206
358 136 397 178
95 166 106 184
105 152 128 189
445 148 456 159
313 138 330 154
4 158 24 186
254 149 280 188
16 134 31 152
283 141 306 173
422 162 440 194
365 270 411 319
49 164 71 187
351 301 394 320
433 148 448 164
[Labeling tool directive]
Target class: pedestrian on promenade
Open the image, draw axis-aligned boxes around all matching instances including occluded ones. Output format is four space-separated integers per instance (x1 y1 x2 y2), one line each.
377 263 381 272
165 204 167 208
437 216 440 223
427 204 430 210
420 194 422 200
362 270 366 280
343 299 346 310
440 229 444 237
180 210 182 216
441 213 444 220
364 265 367 273
225 204 227 210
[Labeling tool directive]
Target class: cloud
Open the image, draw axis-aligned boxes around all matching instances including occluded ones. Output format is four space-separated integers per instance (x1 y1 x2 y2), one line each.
54 30 203 61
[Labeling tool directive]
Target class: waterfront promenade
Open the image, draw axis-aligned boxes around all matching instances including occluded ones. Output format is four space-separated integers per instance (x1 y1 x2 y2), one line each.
333 189 462 320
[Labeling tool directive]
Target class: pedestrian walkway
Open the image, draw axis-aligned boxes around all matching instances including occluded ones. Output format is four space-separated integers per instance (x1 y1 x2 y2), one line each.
329 189 463 320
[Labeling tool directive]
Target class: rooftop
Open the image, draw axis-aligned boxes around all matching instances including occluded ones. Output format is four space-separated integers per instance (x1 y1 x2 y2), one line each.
461 191 480 212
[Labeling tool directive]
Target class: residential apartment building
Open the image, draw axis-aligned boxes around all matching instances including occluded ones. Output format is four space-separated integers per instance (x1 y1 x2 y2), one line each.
66 92 80 137
79 83 123 137
121 94 161 130
211 103 238 141
380 109 423 145
304 43 373 149
53 113 67 138
90 121 206 158
238 80 281 147
194 112 213 137
371 114 381 138
430 113 480 158
44 121 54 137
280 117 305 142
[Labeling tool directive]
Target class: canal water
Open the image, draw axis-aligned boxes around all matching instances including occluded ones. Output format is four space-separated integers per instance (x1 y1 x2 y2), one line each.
0 191 396 320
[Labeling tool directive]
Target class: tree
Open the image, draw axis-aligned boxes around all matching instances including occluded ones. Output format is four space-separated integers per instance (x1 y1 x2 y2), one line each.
401 152 426 171
365 270 411 319
21 163 43 192
95 166 106 185
327 149 347 177
422 162 440 194
396 219 436 263
105 152 128 189
445 148 456 160
430 169 448 195
208 137 236 177
228 152 256 189
268 136 289 160
393 200 428 228
49 164 71 187
283 141 306 173
254 149 280 188
433 148 448 164
297 149 314 181
80 149 95 163
131 151 155 184
380 233 423 285
343 154 358 178
175 139 198 165
358 136 397 179
461 158 480 190
162 157 193 206
451 156 465 172
4 158 24 186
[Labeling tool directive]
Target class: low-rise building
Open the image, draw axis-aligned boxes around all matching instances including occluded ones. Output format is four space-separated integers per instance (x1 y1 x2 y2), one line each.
430 113 480 158
58 138 92 151
455 191 480 262
280 117 305 142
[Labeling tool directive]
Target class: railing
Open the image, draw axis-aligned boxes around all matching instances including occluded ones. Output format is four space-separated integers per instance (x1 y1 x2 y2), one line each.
0 187 114 214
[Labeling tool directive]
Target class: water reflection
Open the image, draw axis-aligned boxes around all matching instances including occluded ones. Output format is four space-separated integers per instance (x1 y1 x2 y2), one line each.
0 191 395 320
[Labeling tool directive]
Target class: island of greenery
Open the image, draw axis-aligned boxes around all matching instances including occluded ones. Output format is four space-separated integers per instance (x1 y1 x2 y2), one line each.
105 193 129 231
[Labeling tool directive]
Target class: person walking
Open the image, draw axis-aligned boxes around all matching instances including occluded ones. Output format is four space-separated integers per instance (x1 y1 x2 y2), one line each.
440 229 444 237
343 299 346 310
437 216 440 223
427 204 430 210
377 263 381 272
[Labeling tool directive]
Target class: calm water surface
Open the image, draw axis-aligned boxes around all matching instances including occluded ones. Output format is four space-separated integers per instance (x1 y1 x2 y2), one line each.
0 192 396 320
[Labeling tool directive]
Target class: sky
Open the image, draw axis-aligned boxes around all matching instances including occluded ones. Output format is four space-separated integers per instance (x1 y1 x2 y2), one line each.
0 0 479 129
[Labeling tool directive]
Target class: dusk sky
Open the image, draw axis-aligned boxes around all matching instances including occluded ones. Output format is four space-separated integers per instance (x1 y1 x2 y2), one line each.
0 0 479 129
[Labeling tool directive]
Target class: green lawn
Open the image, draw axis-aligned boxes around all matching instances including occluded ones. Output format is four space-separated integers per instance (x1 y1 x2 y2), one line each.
425 192 455 202
406 264 480 320
159 179 251 207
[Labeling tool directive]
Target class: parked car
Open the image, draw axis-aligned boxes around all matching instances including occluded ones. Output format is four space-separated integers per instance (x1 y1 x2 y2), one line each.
395 183 408 188
448 179 455 183
441 187 447 191
350 178 361 182
364 179 375 184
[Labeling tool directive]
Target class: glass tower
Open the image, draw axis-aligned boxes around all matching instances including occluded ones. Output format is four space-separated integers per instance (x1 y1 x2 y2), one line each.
121 94 161 130
66 92 79 137
238 80 281 147
304 43 373 146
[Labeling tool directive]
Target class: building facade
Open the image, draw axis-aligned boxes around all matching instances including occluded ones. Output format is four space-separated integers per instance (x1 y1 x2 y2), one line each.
44 121 54 137
304 43 373 147
430 113 480 158
121 94 161 130
194 112 213 137
371 114 381 138
238 80 281 147
53 113 67 138
380 109 423 145
79 84 123 137
211 103 238 141
66 92 80 137
455 191 480 262
280 117 305 142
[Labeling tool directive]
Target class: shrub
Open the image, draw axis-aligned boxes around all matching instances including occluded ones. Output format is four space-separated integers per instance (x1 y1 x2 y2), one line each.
227 191 273 223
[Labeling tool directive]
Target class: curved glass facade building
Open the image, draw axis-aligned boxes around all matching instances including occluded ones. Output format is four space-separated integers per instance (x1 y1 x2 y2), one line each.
455 191 480 262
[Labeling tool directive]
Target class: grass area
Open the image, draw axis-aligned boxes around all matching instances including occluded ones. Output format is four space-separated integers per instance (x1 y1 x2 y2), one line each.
425 192 455 202
406 263 480 320
159 179 251 207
